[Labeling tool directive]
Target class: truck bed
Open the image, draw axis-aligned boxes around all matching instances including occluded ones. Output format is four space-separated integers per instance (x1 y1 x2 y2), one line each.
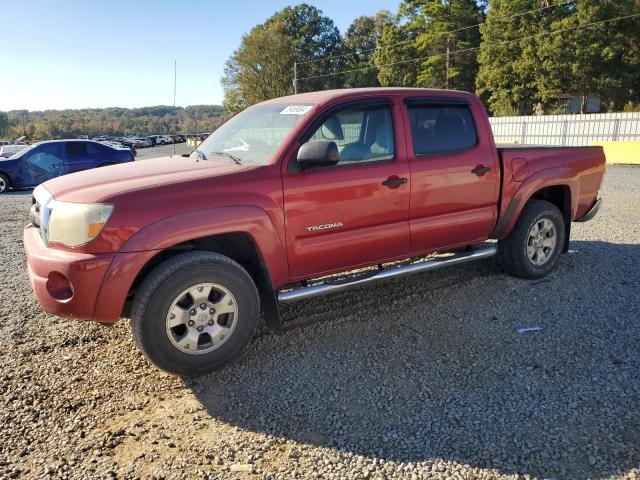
496 144 606 226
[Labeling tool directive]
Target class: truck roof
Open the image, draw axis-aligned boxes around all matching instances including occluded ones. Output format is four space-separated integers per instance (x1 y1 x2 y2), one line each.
260 87 476 105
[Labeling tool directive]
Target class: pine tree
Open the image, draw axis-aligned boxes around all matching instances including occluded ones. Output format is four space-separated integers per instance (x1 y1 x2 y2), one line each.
374 22 419 86
405 0 484 90
375 0 483 91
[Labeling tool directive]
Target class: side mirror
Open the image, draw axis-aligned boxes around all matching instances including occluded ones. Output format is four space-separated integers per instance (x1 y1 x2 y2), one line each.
297 140 339 169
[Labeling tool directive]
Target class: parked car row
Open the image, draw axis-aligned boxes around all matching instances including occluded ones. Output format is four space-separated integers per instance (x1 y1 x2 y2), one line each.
121 136 153 148
0 139 135 193
85 134 189 148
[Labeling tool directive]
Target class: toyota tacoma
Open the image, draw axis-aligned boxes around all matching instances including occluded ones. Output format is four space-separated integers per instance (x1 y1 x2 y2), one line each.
24 88 605 375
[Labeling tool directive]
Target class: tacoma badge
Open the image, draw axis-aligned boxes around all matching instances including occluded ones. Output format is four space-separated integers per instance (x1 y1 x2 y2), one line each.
306 222 344 232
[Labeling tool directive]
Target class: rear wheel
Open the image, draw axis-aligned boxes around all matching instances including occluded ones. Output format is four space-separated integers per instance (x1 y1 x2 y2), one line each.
497 199 565 279
0 173 10 193
131 251 260 376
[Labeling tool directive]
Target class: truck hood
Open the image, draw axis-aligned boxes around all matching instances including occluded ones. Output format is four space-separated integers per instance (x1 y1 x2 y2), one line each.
42 155 253 203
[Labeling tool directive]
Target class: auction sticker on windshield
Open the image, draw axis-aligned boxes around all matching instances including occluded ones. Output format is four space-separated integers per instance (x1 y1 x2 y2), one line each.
280 105 313 115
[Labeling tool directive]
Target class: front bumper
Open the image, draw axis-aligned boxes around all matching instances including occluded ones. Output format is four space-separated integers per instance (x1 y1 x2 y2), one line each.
23 224 114 320
575 197 603 223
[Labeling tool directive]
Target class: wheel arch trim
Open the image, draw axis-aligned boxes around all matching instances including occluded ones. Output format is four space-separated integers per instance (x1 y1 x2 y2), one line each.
93 205 288 326
492 166 578 239
0 170 12 188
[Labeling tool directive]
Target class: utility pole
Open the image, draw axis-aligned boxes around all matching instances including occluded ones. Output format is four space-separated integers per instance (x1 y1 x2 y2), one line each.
293 61 298 95
445 37 450 90
173 60 177 156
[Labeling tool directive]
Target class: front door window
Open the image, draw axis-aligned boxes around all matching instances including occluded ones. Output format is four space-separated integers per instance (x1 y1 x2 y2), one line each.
24 143 66 184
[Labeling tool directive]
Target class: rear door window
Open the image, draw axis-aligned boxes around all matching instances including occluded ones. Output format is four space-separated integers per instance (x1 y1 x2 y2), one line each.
407 105 477 155
86 142 105 155
66 141 88 160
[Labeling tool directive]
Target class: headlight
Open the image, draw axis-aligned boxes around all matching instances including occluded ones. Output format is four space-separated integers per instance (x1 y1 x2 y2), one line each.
48 202 113 247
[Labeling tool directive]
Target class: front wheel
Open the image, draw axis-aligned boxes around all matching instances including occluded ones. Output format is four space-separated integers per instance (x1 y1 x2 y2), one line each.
131 251 260 375
497 199 565 279
0 173 10 193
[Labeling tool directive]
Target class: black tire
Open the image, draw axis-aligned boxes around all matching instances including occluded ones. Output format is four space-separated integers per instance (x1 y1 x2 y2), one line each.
130 251 260 376
0 173 10 193
497 199 565 279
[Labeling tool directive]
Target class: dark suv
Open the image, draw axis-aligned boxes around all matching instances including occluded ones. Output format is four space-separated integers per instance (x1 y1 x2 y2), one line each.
0 140 134 193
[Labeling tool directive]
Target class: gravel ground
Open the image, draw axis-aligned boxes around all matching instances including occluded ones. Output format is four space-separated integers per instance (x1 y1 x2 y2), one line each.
1 166 639 480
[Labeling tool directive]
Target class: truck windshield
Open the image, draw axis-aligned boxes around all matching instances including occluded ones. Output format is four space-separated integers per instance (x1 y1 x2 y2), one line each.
193 103 314 165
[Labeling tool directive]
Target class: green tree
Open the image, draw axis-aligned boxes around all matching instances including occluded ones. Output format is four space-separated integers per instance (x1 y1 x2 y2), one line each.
375 1 483 91
341 11 394 88
476 0 571 115
222 21 296 113
539 0 640 112
266 4 342 92
0 112 9 137
2 106 226 140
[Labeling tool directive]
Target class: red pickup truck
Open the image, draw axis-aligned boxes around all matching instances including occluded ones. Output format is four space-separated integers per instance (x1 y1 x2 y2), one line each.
24 88 605 375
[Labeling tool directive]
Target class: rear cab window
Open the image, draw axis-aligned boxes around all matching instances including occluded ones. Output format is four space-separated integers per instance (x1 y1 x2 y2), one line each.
406 100 477 155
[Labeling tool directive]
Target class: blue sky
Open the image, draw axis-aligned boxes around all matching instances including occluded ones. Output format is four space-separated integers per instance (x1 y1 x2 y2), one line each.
1 0 398 111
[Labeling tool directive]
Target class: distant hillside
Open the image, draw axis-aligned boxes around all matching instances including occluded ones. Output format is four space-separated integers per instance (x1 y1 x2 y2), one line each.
1 105 227 141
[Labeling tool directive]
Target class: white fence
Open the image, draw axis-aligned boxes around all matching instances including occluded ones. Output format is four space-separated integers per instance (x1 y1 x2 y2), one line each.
489 112 640 146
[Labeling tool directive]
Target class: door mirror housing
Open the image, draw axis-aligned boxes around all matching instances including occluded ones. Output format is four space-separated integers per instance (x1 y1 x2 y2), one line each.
297 140 339 169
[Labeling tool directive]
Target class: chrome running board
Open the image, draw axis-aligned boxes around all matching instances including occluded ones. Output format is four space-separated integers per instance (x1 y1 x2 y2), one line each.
277 244 497 304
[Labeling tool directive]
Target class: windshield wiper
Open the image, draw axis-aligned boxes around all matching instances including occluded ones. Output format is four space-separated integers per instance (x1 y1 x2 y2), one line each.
212 151 242 165
193 149 208 161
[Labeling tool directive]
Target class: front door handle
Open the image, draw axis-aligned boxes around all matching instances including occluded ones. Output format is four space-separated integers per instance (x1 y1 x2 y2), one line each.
382 176 408 188
471 165 491 176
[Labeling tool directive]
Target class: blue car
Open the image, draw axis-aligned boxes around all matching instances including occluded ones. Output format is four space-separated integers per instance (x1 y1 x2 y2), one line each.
0 140 135 193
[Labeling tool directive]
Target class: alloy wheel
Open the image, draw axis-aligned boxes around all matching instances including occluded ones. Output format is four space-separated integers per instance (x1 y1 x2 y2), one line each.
526 218 557 266
165 282 238 355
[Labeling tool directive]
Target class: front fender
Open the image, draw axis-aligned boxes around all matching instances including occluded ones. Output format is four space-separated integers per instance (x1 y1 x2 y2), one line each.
492 166 578 239
0 159 21 186
93 205 289 322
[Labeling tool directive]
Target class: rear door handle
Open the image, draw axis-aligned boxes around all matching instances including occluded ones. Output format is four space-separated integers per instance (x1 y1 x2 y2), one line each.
382 176 408 188
471 165 491 176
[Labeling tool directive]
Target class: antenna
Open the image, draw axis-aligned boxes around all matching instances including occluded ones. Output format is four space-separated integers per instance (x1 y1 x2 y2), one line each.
173 59 177 156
